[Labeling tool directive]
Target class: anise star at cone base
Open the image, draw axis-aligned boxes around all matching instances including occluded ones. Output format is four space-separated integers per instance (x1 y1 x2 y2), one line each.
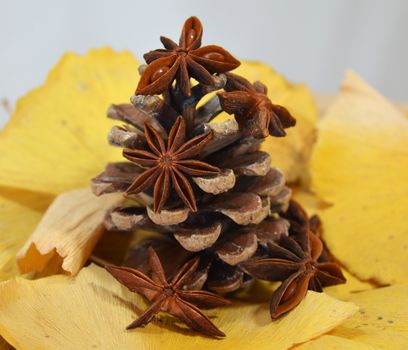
218 73 297 139
123 115 220 212
106 247 230 337
243 200 346 319
136 16 240 96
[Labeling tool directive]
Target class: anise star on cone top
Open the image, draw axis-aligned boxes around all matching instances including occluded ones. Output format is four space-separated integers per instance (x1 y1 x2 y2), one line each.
123 116 220 212
244 201 345 319
136 16 240 96
106 247 230 337
218 73 296 139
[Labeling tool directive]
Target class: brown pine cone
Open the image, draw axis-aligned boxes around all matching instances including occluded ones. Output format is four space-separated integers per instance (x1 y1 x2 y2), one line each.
91 75 294 293
91 18 345 330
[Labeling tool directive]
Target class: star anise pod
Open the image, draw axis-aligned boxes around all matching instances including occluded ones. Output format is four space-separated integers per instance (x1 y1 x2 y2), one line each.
123 116 219 212
106 247 230 337
136 16 240 96
218 73 296 139
243 203 345 319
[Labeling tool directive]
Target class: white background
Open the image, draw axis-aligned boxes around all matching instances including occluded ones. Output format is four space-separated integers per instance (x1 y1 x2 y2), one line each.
1 0 407 127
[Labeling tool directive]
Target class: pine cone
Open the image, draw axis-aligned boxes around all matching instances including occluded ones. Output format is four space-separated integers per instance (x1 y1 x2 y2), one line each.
91 73 293 293
91 17 344 332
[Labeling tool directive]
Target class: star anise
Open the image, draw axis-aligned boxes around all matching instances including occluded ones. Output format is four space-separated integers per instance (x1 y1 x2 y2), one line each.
218 73 296 139
136 16 240 96
123 116 219 212
106 247 230 337
243 202 345 319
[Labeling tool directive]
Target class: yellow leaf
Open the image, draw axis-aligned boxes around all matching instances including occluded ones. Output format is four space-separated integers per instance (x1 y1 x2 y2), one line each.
0 48 141 195
0 188 52 280
291 188 374 299
291 187 329 214
324 270 372 300
0 264 357 350
297 285 408 350
234 61 318 183
310 71 408 284
17 188 123 276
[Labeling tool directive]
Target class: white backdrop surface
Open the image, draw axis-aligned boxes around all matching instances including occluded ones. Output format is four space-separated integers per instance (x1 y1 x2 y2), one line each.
1 0 407 127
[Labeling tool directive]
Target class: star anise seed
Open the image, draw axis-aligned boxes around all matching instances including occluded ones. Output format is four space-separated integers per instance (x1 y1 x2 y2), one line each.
106 247 230 337
243 201 345 319
136 16 240 96
218 73 296 139
123 116 220 212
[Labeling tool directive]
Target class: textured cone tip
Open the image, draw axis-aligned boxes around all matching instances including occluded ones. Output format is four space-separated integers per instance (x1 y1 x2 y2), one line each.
147 206 190 225
174 222 222 252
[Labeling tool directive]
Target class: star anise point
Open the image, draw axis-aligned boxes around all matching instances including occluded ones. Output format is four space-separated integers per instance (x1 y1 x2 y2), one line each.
243 203 345 319
123 116 219 213
136 17 240 96
106 248 228 337
218 73 296 138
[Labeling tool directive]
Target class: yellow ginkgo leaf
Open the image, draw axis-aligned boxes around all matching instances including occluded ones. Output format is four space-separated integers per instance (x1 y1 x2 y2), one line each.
0 188 53 280
291 188 374 298
291 187 330 214
17 188 123 276
234 61 318 183
0 264 357 350
0 48 141 195
297 284 408 350
324 270 372 300
310 71 408 284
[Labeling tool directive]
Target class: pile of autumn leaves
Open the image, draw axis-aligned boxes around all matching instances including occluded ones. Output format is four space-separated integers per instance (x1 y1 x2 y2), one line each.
0 49 407 349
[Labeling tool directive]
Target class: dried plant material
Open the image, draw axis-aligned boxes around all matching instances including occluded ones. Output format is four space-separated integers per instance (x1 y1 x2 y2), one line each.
0 337 12 350
207 265 244 294
91 229 135 267
146 206 189 225
123 234 193 277
310 71 408 284
192 169 235 194
269 187 292 212
204 118 239 136
251 217 290 247
122 116 219 213
229 151 271 176
89 26 310 310
104 206 147 231
215 231 258 266
246 168 286 197
91 162 141 196
174 222 222 252
108 125 145 149
208 193 265 225
298 285 408 350
218 73 296 138
136 16 240 96
0 189 53 280
214 60 318 183
108 101 170 137
107 248 230 337
201 119 241 156
17 188 123 275
0 48 140 195
244 200 345 319
0 264 357 349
